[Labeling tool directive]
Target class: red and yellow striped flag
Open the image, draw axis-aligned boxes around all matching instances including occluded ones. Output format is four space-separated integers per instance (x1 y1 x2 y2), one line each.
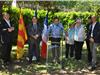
16 13 28 59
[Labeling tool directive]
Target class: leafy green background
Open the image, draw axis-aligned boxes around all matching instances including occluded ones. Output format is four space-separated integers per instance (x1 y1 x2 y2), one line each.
2 7 96 45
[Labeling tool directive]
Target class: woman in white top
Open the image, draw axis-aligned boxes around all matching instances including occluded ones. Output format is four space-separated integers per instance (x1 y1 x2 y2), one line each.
74 19 86 60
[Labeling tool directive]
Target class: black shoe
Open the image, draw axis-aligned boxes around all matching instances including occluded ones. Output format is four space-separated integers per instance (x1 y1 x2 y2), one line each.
52 59 56 63
57 60 60 64
3 60 9 65
8 60 13 64
28 61 32 64
96 62 99 65
88 62 92 66
65 56 68 59
28 59 32 64
90 66 96 71
36 58 40 62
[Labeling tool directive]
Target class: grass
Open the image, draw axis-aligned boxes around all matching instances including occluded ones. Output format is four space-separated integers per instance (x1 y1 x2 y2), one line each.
0 42 100 75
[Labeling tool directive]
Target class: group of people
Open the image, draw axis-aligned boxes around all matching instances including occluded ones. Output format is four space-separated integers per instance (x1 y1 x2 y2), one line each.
0 12 100 71
65 16 100 71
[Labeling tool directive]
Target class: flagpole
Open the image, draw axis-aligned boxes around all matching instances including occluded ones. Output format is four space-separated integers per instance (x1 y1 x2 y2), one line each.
46 11 48 71
46 36 49 71
61 35 64 69
40 10 48 71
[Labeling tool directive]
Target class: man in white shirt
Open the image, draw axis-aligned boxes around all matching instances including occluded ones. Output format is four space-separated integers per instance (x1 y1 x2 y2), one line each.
89 16 100 71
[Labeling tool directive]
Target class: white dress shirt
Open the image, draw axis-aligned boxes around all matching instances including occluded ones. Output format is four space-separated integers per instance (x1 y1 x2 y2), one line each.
91 22 96 37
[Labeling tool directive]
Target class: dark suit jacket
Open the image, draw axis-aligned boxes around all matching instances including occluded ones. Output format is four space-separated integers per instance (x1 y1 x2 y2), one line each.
86 23 91 40
0 19 13 43
88 22 100 43
27 23 42 43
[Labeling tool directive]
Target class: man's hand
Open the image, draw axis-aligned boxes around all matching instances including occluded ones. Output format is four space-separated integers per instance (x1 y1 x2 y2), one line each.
65 36 69 41
8 27 14 32
8 28 13 32
11 27 14 31
33 36 37 39
32 34 39 40
36 34 39 38
89 38 94 43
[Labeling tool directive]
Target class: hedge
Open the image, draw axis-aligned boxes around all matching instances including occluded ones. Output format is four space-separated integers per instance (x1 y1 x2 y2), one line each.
2 7 95 44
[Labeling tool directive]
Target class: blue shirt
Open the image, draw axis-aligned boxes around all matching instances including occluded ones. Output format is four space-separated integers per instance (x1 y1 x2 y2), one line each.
48 23 64 38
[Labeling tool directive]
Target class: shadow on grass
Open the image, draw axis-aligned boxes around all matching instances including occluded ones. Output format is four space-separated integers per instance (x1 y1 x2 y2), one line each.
0 44 100 75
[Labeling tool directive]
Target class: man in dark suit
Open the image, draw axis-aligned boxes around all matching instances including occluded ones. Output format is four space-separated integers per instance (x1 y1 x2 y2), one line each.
0 12 14 65
88 16 100 70
86 16 92 65
27 16 42 64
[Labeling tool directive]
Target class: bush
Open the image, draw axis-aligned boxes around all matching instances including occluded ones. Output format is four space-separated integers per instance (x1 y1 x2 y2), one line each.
2 7 95 44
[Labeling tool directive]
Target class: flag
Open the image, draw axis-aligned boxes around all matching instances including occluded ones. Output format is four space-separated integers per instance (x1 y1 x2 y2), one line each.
12 0 17 7
17 11 28 59
41 12 48 59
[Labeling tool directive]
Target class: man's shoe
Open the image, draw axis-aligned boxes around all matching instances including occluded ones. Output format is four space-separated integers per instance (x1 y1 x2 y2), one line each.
57 60 60 64
28 59 32 64
90 66 96 71
88 62 92 66
52 59 56 63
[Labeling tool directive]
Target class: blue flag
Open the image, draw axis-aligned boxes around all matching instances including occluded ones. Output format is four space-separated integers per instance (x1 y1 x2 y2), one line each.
41 11 48 59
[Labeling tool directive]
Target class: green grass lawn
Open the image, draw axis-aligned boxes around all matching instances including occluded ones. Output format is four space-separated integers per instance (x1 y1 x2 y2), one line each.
0 42 100 75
